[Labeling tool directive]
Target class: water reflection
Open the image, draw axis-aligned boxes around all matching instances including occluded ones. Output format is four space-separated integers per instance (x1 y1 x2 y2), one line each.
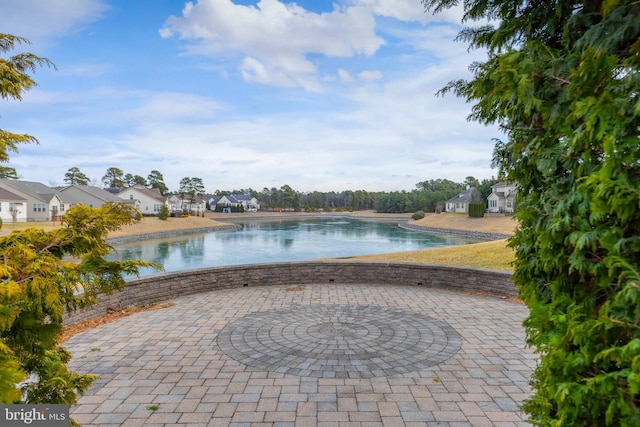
108 218 483 276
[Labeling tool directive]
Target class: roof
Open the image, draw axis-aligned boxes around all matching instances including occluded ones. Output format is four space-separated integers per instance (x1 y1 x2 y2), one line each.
0 187 27 201
121 185 166 203
223 194 254 203
0 179 60 202
491 181 515 188
446 188 475 204
58 185 123 203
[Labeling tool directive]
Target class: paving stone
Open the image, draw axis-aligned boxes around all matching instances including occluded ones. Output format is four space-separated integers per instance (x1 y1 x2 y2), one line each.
66 283 535 425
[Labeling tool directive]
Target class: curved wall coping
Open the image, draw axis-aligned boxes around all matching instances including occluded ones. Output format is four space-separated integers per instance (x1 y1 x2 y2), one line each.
64 261 515 325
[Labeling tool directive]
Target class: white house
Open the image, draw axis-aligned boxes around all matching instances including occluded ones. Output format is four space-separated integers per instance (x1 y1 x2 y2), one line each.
445 188 475 213
117 185 168 215
0 179 63 222
0 187 28 223
487 182 517 213
217 194 260 212
167 194 206 214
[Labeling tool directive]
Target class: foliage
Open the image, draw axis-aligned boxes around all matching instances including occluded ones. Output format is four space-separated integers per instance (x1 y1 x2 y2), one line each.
157 204 170 220
147 170 168 195
179 177 205 203
0 166 19 179
468 203 484 218
424 0 640 425
101 167 124 189
123 173 147 187
63 167 90 186
411 210 425 220
0 33 54 170
0 203 158 409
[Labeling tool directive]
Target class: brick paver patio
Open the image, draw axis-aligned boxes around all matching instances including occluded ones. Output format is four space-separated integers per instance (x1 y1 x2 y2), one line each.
66 283 535 426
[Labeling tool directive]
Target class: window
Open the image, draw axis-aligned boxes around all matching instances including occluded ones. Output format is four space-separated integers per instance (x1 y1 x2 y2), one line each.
130 194 134 200
0 202 2 212
506 199 513 208
33 203 46 212
153 204 161 212
60 204 65 212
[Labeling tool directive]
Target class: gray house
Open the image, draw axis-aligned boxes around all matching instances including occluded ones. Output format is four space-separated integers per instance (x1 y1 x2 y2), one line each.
0 179 63 222
58 185 123 209
445 188 475 213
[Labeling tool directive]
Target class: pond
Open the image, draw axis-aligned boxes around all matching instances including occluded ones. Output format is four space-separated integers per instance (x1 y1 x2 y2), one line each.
108 218 483 277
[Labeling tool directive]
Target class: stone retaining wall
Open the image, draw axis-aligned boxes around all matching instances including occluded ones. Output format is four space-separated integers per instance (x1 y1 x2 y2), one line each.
399 222 511 241
64 262 515 325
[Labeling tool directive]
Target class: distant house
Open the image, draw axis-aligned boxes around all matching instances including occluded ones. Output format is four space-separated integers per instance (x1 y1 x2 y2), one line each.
217 194 260 212
167 195 182 212
0 187 28 223
487 182 517 213
117 185 168 215
0 179 63 221
167 194 206 214
445 188 475 213
57 185 123 209
207 196 221 211
181 196 206 214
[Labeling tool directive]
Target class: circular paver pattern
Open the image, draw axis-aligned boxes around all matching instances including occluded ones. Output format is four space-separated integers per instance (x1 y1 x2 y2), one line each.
217 304 461 378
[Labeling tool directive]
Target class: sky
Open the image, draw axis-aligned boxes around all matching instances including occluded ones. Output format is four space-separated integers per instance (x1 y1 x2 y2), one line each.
0 0 500 193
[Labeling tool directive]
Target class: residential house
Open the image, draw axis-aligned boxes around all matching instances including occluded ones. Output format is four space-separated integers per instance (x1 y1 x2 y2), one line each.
181 196 206 214
217 194 260 212
0 187 28 223
207 196 221 211
117 185 168 215
487 182 517 213
445 188 475 213
167 194 206 214
57 185 123 209
0 179 63 221
167 195 182 212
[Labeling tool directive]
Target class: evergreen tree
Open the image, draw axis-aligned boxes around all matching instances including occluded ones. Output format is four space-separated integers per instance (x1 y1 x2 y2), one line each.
424 0 640 424
0 34 54 168
147 170 168 195
0 203 158 408
102 167 125 189
63 167 90 186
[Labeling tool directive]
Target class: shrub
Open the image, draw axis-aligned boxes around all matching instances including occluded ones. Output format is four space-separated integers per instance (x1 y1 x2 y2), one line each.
468 203 485 218
412 210 425 220
157 205 169 220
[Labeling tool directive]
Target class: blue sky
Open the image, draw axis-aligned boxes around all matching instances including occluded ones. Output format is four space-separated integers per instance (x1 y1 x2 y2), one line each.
1 0 499 193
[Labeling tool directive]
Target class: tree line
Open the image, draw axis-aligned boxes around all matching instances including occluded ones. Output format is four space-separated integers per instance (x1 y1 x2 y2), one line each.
214 177 498 213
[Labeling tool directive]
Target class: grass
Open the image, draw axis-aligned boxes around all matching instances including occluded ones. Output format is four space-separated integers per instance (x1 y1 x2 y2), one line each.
349 239 515 271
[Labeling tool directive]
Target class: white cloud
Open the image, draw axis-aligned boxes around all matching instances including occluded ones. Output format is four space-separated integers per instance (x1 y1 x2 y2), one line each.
357 70 382 81
338 69 355 83
126 92 228 121
0 0 109 46
160 0 384 90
